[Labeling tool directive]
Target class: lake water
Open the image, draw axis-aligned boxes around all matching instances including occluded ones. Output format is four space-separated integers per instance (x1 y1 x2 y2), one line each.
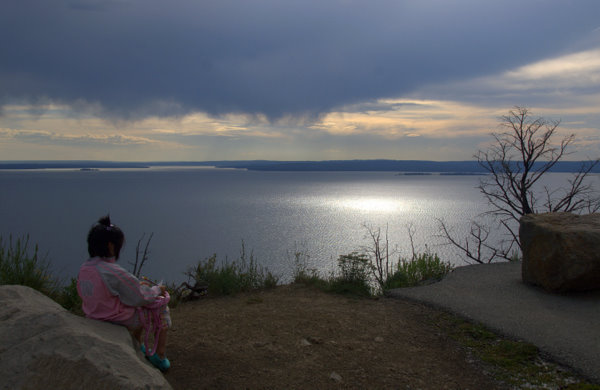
0 168 591 284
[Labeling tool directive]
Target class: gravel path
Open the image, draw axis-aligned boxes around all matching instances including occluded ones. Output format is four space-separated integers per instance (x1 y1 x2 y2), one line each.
388 261 600 383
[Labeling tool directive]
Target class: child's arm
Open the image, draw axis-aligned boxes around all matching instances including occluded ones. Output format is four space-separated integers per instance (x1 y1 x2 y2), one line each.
97 261 161 307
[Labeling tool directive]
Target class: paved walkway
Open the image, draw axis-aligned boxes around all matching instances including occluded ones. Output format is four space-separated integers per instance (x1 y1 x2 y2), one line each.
388 262 600 382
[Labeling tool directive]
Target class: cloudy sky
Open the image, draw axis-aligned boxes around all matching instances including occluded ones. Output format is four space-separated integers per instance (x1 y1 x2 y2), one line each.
1 0 599 161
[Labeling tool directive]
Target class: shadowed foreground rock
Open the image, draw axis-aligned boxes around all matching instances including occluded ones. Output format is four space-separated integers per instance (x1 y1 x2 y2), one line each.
520 212 600 292
0 285 172 390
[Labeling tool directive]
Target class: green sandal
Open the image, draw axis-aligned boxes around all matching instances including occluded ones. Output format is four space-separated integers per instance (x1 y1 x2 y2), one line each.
148 353 171 372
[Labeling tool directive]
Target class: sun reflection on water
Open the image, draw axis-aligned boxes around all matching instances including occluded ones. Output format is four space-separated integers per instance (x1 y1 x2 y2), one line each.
339 197 403 213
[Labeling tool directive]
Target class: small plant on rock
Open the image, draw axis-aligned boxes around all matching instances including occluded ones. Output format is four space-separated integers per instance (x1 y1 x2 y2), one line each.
0 235 57 295
56 277 83 315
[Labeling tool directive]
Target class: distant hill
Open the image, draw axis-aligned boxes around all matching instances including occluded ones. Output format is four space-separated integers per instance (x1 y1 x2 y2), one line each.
218 160 481 172
205 160 600 173
1 159 598 173
0 161 150 170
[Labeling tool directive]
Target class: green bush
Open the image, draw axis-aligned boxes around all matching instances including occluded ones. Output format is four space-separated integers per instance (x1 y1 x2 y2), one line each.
292 252 374 297
384 252 453 289
336 252 371 283
186 245 280 296
327 252 373 296
0 235 57 295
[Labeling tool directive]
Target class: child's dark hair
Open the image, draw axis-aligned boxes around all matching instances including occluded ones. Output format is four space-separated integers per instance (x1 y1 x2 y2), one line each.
87 215 125 260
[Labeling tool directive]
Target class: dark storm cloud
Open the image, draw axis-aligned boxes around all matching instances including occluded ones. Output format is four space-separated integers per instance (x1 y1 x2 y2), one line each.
1 0 599 120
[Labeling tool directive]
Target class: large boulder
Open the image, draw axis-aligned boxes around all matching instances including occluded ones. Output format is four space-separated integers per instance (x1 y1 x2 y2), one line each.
0 285 173 390
520 212 600 292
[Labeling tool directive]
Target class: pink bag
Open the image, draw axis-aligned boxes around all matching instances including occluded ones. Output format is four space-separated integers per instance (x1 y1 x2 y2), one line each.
138 291 170 356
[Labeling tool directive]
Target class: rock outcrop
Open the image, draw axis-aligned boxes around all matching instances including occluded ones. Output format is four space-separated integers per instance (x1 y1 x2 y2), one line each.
0 285 172 390
520 212 600 292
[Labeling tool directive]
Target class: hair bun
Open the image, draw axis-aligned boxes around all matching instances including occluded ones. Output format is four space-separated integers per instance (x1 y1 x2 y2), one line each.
98 215 112 226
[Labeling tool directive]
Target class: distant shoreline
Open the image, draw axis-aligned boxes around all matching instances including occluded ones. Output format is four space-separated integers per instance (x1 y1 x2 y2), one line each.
0 159 597 173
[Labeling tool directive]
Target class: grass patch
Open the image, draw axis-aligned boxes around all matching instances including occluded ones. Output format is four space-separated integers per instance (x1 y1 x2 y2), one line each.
0 235 57 294
0 235 84 315
481 339 539 368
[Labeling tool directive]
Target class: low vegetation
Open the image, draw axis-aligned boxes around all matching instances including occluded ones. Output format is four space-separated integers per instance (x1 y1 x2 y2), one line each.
0 230 454 310
56 277 84 316
0 235 83 314
384 252 454 289
326 252 374 297
293 249 454 296
183 243 279 297
292 224 454 297
0 235 56 293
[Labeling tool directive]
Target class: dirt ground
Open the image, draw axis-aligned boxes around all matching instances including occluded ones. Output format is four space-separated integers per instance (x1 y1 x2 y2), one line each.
163 284 507 389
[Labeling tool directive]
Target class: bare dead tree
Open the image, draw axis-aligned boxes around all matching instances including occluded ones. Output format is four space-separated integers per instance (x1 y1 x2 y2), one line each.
438 219 516 264
542 161 600 213
172 281 208 302
478 106 598 221
130 232 154 278
406 223 417 261
442 106 599 263
361 223 392 289
360 223 425 289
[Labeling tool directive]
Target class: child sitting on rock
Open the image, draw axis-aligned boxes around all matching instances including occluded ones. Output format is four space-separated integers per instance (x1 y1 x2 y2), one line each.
77 215 171 372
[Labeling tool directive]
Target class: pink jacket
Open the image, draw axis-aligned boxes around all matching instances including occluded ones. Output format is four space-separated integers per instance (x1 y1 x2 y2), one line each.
77 257 162 323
